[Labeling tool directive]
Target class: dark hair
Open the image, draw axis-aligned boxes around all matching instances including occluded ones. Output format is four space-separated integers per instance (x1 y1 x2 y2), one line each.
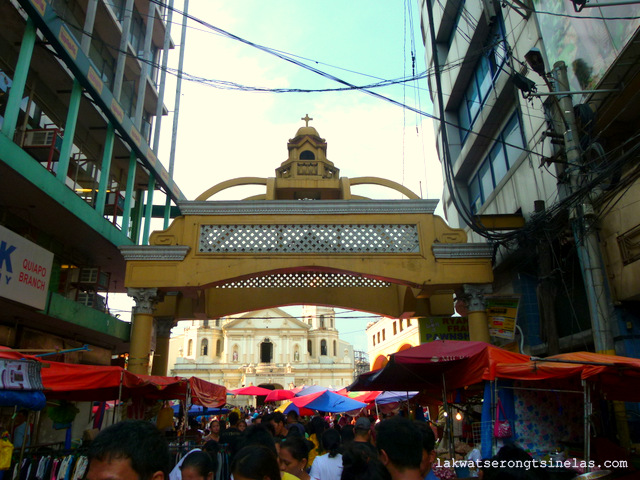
375 416 422 470
280 435 310 462
228 411 240 426
231 445 280 480
321 428 341 458
413 421 436 452
309 416 326 437
237 424 277 456
340 424 355 444
88 420 171 480
287 411 299 422
271 412 286 425
180 451 214 480
341 442 391 480
202 440 220 473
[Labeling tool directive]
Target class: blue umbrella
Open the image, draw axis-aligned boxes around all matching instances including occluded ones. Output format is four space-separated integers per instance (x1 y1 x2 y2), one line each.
375 391 419 405
172 404 229 417
302 390 367 413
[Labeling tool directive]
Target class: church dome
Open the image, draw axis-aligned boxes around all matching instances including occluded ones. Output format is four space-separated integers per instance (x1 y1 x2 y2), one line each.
295 126 320 138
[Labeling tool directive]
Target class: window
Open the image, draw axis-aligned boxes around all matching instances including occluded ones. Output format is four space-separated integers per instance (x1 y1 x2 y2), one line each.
307 340 313 355
399 319 404 332
458 20 507 143
372 335 376 346
320 315 325 328
321 340 327 356
200 339 208 356
393 322 397 335
467 113 525 213
300 150 315 160
377 332 381 343
187 339 193 356
333 340 337 356
383 329 386 341
215 339 222 357
407 319 411 327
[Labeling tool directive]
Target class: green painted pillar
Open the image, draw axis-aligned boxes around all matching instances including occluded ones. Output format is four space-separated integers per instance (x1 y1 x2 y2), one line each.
131 189 145 244
95 123 115 214
122 152 137 238
142 176 156 245
57 80 83 180
2 18 36 139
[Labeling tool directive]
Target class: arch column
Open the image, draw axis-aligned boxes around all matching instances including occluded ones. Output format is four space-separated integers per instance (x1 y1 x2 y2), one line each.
152 316 176 376
127 288 161 374
464 284 492 343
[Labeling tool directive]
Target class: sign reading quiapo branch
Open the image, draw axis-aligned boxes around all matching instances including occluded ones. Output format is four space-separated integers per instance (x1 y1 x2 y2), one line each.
0 225 54 310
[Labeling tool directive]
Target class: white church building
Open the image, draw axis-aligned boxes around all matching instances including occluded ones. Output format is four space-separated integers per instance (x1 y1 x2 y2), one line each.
168 306 355 397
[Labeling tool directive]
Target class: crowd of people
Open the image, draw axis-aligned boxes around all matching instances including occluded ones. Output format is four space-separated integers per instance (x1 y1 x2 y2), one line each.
82 408 582 480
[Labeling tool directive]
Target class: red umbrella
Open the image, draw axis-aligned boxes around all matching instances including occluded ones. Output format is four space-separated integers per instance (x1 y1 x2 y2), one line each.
230 386 273 396
265 389 295 402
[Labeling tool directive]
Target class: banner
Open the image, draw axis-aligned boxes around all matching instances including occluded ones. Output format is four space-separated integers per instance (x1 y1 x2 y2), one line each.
418 316 469 343
0 225 54 310
486 296 520 340
0 359 43 390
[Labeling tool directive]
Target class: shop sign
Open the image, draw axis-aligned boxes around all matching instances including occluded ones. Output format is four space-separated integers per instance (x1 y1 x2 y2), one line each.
0 359 43 390
418 316 470 343
487 296 520 340
0 225 54 310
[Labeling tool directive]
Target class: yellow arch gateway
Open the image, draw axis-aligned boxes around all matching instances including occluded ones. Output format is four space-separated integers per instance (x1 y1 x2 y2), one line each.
120 122 495 375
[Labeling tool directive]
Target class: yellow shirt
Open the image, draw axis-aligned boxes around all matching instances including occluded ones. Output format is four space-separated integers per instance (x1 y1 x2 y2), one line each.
282 473 300 480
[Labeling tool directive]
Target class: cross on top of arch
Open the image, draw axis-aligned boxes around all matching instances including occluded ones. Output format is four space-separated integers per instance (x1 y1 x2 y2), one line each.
301 114 313 127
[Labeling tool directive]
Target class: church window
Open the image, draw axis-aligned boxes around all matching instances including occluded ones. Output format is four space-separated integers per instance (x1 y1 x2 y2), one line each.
407 318 411 327
393 322 397 335
216 339 222 357
383 329 386 341
307 340 312 355
203 320 209 327
300 150 315 160
308 317 312 326
215 318 220 327
372 335 376 346
321 340 327 356
260 340 273 363
187 339 193 356
201 339 208 356
320 315 325 329
333 340 337 356
399 319 403 332
377 332 381 343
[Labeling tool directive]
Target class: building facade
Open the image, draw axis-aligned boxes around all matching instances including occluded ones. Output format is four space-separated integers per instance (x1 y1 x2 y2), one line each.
0 0 181 366
169 306 355 400
417 0 640 360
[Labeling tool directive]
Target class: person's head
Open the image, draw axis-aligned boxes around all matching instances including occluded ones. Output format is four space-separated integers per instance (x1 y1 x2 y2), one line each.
309 415 326 437
238 420 247 432
201 441 220 474
228 411 240 427
341 441 391 480
87 420 170 480
15 410 28 424
231 445 281 480
376 416 422 474
268 412 286 437
209 420 220 434
341 424 355 445
321 428 342 458
354 417 371 441
278 436 310 478
180 451 214 480
414 421 436 477
286 411 299 424
237 424 277 456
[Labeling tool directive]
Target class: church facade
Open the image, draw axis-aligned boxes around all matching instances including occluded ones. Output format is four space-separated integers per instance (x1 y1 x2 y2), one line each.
168 306 355 397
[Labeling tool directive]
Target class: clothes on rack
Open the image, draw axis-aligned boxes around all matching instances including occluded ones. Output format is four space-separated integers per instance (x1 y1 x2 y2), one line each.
11 454 88 480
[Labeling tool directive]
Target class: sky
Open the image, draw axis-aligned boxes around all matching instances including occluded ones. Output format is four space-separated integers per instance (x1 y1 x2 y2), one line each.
110 1 443 355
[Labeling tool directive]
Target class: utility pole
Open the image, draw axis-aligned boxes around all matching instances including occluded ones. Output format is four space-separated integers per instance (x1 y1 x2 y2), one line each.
554 61 629 448
554 61 616 355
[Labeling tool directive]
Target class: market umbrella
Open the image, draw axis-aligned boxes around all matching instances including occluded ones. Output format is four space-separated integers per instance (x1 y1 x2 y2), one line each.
230 386 273 396
295 385 327 396
265 389 295 402
375 391 419 404
276 400 315 416
294 390 367 413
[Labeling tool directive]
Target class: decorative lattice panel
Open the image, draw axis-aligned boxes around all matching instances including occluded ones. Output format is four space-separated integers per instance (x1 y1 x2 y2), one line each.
200 224 420 253
216 272 391 288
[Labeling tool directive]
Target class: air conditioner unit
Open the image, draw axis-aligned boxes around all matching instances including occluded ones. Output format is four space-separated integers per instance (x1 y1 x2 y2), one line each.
23 129 63 149
77 292 106 311
77 267 110 290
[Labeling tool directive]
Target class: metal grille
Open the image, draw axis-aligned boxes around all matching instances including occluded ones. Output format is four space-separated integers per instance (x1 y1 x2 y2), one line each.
216 272 391 288
200 224 420 253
